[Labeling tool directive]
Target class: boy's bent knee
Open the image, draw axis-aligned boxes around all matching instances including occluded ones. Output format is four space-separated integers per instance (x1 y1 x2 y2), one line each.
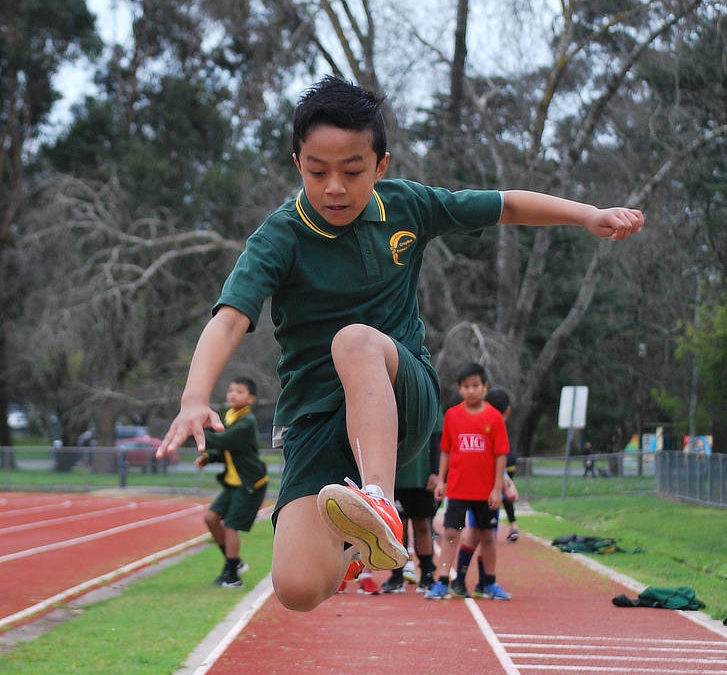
272 568 332 612
331 324 379 353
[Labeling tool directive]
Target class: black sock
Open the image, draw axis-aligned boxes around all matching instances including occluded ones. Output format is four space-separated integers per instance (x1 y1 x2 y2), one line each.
418 554 435 575
483 573 496 586
225 557 240 572
437 575 449 586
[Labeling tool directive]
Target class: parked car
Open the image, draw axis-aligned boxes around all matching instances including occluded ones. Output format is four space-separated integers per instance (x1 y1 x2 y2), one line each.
63 423 176 473
117 435 177 473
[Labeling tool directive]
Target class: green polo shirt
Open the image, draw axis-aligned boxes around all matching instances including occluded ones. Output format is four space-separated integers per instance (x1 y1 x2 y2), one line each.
215 178 502 426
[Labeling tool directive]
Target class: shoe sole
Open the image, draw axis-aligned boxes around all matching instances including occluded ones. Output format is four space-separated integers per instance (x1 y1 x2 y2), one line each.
382 586 406 594
451 589 471 599
220 581 242 588
317 486 408 570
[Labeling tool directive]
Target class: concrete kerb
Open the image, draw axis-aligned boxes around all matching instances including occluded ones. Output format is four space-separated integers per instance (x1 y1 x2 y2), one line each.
175 574 274 675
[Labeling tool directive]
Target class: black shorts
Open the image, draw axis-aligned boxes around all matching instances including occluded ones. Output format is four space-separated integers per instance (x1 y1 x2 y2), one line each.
394 487 439 519
444 498 499 530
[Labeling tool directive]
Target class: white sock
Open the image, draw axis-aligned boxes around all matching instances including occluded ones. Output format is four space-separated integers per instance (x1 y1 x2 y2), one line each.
364 484 385 498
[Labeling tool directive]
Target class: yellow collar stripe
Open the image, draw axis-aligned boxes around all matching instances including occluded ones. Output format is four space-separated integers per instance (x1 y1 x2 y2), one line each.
372 189 386 221
296 191 337 239
295 189 387 237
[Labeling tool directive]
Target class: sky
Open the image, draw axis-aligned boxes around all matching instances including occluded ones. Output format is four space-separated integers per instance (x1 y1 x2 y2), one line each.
46 0 133 134
46 0 557 139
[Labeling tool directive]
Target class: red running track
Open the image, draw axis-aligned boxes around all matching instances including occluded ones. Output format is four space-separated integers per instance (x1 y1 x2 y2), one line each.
203 529 727 675
0 491 208 627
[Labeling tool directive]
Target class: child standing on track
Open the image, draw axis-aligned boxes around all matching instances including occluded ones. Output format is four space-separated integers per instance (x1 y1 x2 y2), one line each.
381 414 441 594
426 364 509 600
453 386 515 599
157 75 643 612
195 377 268 588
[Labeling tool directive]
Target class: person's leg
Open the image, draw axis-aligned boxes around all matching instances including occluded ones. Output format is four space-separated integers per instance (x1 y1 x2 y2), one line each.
224 527 240 558
476 526 510 599
478 528 497 582
434 527 461 582
503 498 516 526
330 324 400 496
204 509 225 548
455 522 478 583
273 495 355 611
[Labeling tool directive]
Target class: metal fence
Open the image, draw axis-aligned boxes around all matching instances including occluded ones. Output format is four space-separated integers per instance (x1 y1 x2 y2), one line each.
2 446 724 507
0 445 283 498
655 451 727 507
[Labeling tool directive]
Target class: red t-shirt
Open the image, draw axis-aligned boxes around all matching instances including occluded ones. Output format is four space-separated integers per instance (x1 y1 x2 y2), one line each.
440 401 509 500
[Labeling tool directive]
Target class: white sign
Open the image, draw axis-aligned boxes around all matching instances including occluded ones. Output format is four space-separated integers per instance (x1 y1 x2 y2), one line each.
558 386 589 429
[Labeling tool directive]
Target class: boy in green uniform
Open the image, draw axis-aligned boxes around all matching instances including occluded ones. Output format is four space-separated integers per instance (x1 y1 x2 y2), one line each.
195 377 268 588
381 413 442 594
158 75 643 612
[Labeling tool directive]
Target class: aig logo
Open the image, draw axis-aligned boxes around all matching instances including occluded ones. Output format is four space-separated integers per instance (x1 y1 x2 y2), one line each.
458 434 485 452
389 231 416 266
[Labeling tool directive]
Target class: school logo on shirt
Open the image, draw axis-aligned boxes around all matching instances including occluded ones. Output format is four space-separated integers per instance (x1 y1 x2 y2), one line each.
389 231 416 266
458 434 485 452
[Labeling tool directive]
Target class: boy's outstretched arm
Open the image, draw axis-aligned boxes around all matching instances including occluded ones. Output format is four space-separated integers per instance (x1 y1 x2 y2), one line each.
157 306 251 458
500 190 644 241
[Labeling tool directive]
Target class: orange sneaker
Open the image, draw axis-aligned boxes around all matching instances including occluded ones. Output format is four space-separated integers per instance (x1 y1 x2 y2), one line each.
317 480 407 570
337 580 347 593
358 575 381 595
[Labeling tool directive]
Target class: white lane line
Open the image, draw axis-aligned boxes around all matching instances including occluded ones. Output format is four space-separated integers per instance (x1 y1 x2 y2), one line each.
0 502 138 534
500 634 727 646
0 503 204 563
175 574 275 675
518 667 727 673
513 652 727 665
502 641 727 654
0 499 73 516
464 598 520 674
0 533 210 629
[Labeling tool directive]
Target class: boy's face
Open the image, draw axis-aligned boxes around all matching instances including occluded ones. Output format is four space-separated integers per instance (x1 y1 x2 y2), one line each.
293 124 390 227
458 375 487 408
226 383 255 410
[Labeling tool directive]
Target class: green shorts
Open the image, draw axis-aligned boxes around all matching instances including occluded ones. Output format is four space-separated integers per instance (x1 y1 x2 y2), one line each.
210 482 267 531
273 340 440 526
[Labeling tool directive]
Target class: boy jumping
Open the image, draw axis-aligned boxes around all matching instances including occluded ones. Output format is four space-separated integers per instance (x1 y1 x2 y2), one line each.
157 75 643 612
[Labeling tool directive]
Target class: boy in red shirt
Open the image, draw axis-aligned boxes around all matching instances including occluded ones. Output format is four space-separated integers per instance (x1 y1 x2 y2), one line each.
426 363 509 599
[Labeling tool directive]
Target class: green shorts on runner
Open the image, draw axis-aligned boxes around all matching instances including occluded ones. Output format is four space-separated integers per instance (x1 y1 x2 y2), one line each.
211 481 267 531
273 340 439 526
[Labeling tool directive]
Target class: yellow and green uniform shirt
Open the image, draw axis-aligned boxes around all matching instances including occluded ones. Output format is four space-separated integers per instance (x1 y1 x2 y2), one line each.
203 407 267 489
215 179 503 427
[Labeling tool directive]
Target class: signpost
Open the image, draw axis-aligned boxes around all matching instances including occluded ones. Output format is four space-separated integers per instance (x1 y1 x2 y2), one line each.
558 386 589 499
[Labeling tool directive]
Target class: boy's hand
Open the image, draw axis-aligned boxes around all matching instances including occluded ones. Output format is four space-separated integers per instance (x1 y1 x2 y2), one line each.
194 453 209 470
584 207 644 241
156 403 224 459
488 487 503 510
433 480 446 502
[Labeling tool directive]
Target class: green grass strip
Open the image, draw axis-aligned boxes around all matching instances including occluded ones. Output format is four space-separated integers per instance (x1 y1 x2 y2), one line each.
0 524 274 674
